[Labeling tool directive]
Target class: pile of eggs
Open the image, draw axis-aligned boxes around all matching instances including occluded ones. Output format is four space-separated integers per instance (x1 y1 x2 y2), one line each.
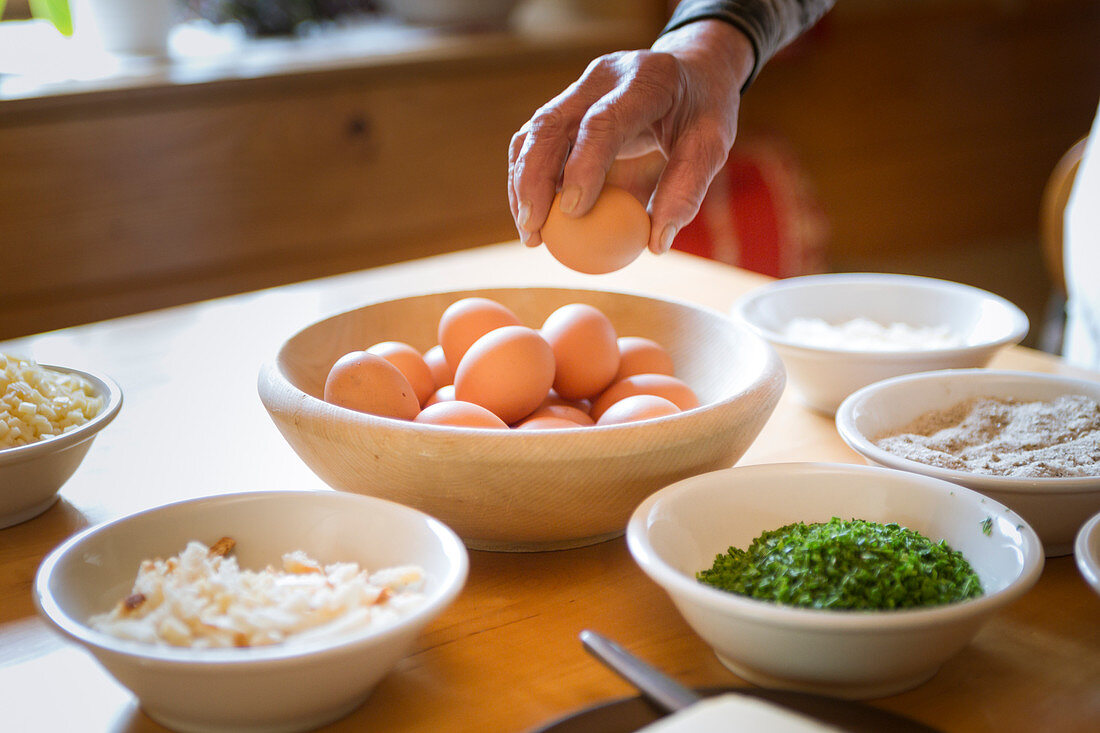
323 297 699 429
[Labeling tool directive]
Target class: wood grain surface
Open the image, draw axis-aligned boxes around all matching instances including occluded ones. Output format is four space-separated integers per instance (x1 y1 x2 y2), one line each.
1 243 1098 732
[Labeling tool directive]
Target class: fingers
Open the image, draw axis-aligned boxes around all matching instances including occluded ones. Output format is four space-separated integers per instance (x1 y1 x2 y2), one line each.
507 126 541 246
509 51 680 247
646 116 736 255
509 59 621 246
509 43 739 260
558 52 678 218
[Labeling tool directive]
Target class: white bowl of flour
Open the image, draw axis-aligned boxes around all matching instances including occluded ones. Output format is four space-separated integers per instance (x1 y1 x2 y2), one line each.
732 273 1029 415
837 369 1100 556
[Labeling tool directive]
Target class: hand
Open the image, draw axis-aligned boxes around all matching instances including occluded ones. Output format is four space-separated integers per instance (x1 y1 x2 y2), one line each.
508 20 755 255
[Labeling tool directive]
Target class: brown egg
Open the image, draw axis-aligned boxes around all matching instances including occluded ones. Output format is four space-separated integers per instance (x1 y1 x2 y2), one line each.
540 390 592 413
540 184 651 274
516 416 583 430
596 394 680 426
615 336 675 381
414 401 508 429
590 373 699 421
423 344 453 389
366 341 435 406
541 303 620 401
323 351 420 420
454 326 555 424
438 297 522 372
424 384 455 407
524 403 595 427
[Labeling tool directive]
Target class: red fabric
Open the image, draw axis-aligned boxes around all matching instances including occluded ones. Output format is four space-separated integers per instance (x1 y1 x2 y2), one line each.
673 135 828 278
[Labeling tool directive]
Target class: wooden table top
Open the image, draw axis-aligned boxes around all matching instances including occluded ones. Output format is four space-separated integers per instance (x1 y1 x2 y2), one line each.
1 243 1098 732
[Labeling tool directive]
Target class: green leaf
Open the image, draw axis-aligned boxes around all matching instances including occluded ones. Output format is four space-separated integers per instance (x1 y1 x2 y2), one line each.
29 0 72 36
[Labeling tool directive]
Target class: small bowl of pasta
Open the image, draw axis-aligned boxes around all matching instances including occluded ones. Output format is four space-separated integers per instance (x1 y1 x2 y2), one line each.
0 353 122 528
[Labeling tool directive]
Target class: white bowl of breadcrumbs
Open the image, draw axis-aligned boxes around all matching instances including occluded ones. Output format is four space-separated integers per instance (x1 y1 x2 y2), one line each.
837 369 1100 557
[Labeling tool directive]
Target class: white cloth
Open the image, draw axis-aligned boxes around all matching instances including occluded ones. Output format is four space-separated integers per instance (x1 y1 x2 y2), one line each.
1064 99 1100 371
637 694 839 732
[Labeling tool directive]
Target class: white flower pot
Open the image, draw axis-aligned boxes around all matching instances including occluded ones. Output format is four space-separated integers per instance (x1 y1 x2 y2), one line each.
70 0 177 56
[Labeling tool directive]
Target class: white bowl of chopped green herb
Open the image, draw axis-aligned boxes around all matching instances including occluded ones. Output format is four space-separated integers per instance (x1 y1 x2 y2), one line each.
836 368 1100 557
732 273 1028 415
1075 510 1100 597
626 462 1043 699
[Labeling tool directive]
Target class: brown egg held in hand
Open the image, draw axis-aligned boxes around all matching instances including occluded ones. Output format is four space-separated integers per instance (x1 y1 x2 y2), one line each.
615 336 675 381
366 341 435 406
438 298 522 372
414 401 508 429
596 394 680 426
590 373 700 421
541 303 620 401
323 351 421 420
454 326 556 424
540 184 651 274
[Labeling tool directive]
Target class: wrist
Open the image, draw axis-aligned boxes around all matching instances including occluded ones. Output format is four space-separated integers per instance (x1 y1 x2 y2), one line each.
652 19 755 95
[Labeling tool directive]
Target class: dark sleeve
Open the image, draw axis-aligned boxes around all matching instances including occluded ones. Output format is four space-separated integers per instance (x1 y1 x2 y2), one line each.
660 0 834 92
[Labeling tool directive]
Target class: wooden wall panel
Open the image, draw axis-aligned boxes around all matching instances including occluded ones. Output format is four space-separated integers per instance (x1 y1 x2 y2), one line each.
0 33 646 339
739 0 1100 264
732 0 1099 345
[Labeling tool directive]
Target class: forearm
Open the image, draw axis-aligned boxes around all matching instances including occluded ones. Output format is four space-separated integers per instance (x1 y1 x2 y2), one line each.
661 0 835 91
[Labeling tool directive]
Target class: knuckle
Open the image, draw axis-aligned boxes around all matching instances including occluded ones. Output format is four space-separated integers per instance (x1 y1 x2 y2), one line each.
528 105 569 136
685 121 735 169
508 130 527 159
635 51 680 82
564 156 606 188
587 51 628 76
581 106 620 141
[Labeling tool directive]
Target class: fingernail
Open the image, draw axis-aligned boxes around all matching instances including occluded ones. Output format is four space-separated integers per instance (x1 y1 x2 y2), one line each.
660 224 677 253
517 201 532 229
559 185 581 215
523 231 542 248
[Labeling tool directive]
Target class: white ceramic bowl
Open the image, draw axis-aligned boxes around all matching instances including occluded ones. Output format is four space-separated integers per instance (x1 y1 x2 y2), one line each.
258 287 785 552
0 364 122 528
626 462 1043 699
732 273 1029 414
836 369 1100 557
1074 511 1100 597
35 490 468 733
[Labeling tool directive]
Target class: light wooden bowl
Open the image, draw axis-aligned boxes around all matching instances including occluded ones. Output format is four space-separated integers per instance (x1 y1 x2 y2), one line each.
258 287 785 551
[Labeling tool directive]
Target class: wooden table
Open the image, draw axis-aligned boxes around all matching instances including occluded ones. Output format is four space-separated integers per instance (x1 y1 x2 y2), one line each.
1 243 1098 732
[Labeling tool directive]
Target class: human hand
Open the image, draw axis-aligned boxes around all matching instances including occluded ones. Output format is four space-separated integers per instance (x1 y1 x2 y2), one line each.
508 20 755 256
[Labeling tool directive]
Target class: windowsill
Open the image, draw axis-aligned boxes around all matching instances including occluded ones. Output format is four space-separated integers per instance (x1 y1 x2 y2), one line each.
0 15 650 105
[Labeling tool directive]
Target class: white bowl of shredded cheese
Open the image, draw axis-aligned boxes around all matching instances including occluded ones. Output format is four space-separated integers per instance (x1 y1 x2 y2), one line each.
0 353 122 528
837 369 1100 557
732 273 1029 414
34 490 468 733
